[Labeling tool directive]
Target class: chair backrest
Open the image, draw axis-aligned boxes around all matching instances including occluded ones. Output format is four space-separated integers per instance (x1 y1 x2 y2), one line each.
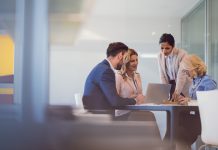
196 90 218 145
74 93 84 109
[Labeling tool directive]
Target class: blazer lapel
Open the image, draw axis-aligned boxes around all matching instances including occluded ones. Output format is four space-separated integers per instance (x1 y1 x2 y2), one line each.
172 48 179 75
161 53 168 80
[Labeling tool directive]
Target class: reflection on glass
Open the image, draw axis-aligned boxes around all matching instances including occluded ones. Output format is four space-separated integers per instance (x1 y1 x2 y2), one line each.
208 0 218 82
181 1 205 59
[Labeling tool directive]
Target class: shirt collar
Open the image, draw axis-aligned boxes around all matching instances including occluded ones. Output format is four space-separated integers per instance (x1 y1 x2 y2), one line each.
106 58 116 73
193 76 202 82
165 48 174 59
125 72 136 80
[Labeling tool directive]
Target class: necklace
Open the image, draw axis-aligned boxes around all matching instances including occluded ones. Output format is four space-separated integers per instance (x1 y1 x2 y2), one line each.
126 74 139 95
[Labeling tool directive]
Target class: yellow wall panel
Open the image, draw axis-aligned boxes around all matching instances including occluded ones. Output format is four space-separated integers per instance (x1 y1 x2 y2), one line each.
0 35 14 76
0 88 13 94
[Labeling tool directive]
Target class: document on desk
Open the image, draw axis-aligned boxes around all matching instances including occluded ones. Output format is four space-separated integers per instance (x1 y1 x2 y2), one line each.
188 100 198 106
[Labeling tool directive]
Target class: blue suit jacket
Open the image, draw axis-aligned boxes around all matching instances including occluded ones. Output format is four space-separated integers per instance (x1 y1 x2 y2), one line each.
82 59 136 111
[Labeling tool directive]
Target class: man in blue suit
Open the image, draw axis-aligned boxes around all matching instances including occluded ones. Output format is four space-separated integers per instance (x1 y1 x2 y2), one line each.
82 42 136 115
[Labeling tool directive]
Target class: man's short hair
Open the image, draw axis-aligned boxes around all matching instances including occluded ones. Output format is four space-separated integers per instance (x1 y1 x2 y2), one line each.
106 42 128 57
159 33 175 47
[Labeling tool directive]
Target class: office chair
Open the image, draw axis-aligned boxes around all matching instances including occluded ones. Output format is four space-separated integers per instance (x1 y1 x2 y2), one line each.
197 90 218 150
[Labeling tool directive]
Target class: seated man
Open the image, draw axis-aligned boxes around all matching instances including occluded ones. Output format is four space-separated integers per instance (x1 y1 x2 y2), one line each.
82 42 136 116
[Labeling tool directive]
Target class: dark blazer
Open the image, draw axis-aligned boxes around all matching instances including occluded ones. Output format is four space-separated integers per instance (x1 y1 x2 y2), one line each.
82 59 136 111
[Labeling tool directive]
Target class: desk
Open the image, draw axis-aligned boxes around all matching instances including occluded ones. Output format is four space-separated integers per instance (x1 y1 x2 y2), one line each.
117 104 200 150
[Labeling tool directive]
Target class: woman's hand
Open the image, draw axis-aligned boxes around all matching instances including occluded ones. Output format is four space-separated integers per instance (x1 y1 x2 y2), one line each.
135 94 145 104
178 97 190 105
171 91 180 101
171 91 189 105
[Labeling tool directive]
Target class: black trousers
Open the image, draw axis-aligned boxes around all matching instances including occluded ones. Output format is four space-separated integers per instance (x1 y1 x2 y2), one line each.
169 80 176 99
169 80 185 99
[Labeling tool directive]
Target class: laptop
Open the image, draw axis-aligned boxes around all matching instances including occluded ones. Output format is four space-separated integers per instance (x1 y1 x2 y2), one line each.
144 83 171 104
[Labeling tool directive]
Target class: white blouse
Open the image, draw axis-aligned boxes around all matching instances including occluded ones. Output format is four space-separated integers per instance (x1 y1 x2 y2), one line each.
115 71 143 116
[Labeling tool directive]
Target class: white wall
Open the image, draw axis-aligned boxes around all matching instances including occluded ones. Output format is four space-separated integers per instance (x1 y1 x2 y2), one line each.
49 43 105 105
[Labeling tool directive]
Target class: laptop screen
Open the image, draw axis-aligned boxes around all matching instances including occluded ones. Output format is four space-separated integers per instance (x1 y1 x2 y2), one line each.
144 83 171 104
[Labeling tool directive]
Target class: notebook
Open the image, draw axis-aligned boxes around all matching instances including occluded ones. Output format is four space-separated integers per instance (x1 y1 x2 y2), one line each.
144 83 171 104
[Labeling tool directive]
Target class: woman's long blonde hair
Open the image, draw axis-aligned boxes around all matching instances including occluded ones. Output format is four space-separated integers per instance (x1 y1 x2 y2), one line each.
181 54 206 77
120 48 138 79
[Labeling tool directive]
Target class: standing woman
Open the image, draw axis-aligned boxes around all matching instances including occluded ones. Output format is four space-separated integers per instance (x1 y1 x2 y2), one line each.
158 33 191 99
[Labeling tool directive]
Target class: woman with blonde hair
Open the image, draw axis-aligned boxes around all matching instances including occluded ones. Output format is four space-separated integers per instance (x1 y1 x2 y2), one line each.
176 54 217 150
178 54 217 104
115 49 162 143
115 49 145 119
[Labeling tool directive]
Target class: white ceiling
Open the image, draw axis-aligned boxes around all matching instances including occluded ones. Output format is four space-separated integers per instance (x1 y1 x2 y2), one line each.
90 0 200 18
49 0 201 45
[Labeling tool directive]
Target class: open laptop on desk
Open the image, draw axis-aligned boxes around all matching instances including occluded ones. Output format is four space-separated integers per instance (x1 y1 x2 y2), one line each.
144 83 171 104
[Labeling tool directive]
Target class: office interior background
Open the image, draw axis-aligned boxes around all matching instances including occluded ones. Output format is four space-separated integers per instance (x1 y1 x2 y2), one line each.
1 0 218 150
0 0 218 132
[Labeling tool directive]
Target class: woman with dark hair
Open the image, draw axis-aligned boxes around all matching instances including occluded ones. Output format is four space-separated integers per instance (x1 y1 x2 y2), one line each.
158 33 191 100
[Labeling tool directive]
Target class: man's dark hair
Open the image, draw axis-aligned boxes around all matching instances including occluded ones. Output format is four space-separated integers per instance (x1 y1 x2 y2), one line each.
159 33 175 47
106 42 128 57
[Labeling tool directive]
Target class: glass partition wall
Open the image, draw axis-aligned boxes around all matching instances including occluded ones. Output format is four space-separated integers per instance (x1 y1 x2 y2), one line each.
181 0 218 84
181 1 205 60
207 0 218 81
